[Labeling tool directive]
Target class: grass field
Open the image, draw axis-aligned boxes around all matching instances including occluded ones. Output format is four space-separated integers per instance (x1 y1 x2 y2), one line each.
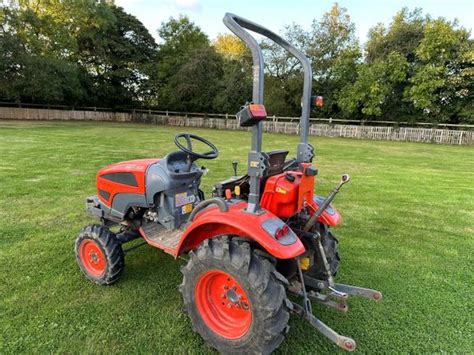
0 120 473 353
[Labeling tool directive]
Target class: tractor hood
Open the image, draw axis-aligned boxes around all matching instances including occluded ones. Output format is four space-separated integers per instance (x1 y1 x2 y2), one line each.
97 159 160 178
96 159 160 208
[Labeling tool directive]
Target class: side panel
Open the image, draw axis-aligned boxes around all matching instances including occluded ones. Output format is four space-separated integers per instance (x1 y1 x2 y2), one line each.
176 201 305 259
309 195 342 226
110 193 148 219
96 159 159 207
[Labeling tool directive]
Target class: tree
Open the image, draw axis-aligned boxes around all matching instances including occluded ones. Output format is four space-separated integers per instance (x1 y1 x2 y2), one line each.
212 34 252 113
259 5 361 117
0 4 85 104
341 7 473 122
75 4 157 107
0 1 157 107
214 33 247 61
260 23 310 116
152 15 210 109
308 3 361 117
365 8 425 64
405 18 473 122
339 52 408 117
167 46 223 112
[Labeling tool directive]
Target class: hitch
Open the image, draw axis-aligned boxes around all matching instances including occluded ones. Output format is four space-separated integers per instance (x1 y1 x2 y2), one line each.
291 271 382 351
290 230 382 351
291 301 356 351
291 257 358 351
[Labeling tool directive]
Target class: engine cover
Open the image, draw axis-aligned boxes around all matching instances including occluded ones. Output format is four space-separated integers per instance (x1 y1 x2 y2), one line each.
96 158 159 208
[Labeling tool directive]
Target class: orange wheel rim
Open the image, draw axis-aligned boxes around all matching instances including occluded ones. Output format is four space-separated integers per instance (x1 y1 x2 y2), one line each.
79 240 106 278
195 269 252 339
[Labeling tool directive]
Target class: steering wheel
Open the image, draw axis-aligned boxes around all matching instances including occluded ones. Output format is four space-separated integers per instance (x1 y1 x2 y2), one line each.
174 133 219 161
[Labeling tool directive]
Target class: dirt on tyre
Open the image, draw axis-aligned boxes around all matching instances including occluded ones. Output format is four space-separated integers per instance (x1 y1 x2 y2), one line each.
180 236 290 354
75 224 124 285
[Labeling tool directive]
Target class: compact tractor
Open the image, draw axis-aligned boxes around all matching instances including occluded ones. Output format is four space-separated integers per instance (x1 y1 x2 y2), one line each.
75 13 382 354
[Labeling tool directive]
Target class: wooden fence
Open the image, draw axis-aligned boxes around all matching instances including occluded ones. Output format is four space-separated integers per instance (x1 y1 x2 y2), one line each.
0 106 472 145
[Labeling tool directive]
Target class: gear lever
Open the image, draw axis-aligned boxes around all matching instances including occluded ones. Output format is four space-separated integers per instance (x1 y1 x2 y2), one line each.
232 161 238 177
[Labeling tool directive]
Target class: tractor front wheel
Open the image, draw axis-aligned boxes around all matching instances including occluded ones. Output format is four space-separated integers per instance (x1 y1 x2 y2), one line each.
75 224 124 285
180 236 290 354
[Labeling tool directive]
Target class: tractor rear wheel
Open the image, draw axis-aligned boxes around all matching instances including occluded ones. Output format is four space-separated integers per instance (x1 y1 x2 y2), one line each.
75 224 124 285
180 236 290 354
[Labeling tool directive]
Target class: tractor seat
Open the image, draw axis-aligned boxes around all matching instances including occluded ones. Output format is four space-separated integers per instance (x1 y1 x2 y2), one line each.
164 151 202 179
266 149 289 176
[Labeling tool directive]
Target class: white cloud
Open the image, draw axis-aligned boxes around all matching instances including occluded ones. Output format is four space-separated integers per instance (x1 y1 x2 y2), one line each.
115 0 144 7
174 0 201 11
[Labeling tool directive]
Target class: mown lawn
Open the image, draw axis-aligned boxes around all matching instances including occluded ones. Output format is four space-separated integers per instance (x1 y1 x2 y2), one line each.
0 120 473 353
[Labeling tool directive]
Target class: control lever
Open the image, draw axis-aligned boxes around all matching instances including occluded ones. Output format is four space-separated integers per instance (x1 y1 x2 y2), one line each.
232 160 238 177
303 174 350 233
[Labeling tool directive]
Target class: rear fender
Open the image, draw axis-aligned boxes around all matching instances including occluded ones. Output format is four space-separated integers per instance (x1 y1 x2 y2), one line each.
176 201 305 259
309 195 342 226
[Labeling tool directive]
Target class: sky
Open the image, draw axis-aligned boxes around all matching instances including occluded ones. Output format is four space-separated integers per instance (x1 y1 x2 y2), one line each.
115 0 473 44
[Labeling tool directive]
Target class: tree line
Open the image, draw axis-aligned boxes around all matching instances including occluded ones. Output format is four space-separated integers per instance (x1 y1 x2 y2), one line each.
0 1 472 123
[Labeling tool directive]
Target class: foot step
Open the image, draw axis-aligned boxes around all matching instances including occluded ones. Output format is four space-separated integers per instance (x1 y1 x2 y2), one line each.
141 222 184 253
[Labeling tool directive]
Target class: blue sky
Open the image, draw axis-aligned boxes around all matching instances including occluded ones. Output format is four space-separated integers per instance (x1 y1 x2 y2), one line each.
116 0 473 43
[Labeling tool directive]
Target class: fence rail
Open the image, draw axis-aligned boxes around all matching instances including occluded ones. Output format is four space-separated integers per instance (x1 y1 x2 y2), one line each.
0 105 472 145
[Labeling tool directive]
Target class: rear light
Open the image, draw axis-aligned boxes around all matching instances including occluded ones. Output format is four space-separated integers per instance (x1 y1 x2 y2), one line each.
236 103 267 127
275 225 290 240
311 96 324 108
248 104 267 118
261 218 296 246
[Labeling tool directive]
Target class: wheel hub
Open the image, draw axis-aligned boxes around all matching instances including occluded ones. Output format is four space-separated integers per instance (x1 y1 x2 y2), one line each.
226 288 239 304
89 251 99 263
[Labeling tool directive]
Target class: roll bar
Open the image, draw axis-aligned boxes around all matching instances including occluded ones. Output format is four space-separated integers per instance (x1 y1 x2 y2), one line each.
223 13 314 153
223 13 315 213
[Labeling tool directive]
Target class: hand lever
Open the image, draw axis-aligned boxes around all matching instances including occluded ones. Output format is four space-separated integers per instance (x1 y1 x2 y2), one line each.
232 161 238 177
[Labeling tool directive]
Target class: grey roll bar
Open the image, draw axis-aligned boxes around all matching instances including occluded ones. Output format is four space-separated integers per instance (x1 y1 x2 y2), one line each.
223 13 315 213
223 13 314 156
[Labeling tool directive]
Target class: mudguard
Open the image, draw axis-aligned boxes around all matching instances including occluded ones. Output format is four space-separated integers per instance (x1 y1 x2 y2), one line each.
309 195 342 226
176 200 305 259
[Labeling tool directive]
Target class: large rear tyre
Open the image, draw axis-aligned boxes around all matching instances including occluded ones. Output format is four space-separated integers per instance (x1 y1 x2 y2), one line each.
75 224 124 285
180 236 290 354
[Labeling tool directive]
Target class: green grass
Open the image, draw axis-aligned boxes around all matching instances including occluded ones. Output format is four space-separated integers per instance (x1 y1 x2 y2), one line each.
1 120 473 353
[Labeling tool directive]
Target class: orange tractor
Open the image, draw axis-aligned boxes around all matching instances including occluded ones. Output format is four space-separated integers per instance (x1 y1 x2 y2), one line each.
75 13 382 354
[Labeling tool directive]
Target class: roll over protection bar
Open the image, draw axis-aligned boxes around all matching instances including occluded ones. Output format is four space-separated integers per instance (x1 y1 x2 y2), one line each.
223 13 314 213
223 13 314 157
